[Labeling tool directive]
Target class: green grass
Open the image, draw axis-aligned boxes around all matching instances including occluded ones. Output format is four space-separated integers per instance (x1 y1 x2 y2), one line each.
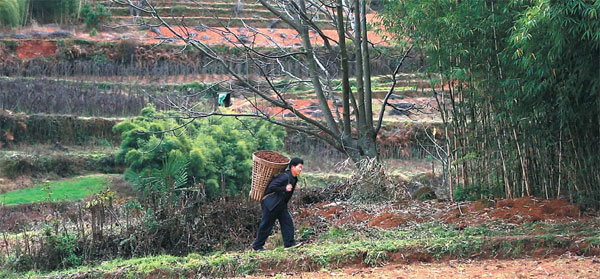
0 174 114 206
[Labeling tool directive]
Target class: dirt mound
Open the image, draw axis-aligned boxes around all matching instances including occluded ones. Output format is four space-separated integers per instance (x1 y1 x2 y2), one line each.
297 197 586 232
298 202 342 220
296 202 417 229
492 197 579 221
441 197 582 225
338 210 373 224
368 212 410 229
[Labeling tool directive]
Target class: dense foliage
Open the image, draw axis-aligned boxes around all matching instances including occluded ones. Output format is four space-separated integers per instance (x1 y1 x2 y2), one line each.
0 0 28 27
80 3 111 29
0 0 111 27
382 0 600 208
113 105 286 200
30 0 79 24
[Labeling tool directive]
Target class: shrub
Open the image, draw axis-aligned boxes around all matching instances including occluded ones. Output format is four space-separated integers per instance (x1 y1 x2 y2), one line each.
453 181 503 202
1 157 35 178
171 5 186 16
114 105 285 200
38 226 81 270
80 3 111 29
0 153 121 179
114 38 138 64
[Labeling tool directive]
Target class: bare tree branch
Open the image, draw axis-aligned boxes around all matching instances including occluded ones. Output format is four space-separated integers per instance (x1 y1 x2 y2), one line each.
375 45 413 134
111 0 390 162
258 0 301 31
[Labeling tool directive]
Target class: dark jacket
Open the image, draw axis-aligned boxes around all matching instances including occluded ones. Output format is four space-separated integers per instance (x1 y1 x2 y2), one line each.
262 170 298 211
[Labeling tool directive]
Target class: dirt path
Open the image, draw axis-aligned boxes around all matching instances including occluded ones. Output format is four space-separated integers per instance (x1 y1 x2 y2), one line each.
237 256 600 278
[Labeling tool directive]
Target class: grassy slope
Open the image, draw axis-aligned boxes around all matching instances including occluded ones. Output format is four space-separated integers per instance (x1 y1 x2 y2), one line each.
0 174 114 206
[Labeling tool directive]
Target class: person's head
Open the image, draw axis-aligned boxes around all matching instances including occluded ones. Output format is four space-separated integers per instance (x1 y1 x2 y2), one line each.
289 157 304 177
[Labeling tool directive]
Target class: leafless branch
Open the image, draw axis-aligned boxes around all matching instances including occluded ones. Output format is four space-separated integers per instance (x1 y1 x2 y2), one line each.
375 45 413 134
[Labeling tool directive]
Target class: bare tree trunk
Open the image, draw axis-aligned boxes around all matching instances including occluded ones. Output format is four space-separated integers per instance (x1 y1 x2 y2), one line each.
297 0 340 136
336 0 351 137
352 0 367 133
446 124 454 202
23 0 30 26
360 0 373 128
557 129 562 199
78 0 83 19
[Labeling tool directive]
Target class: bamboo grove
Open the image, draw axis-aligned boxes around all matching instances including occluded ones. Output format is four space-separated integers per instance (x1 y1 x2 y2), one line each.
382 0 600 208
0 0 81 27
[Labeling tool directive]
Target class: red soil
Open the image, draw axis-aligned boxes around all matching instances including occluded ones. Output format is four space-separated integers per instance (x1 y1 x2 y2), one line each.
441 196 582 226
239 256 600 279
146 25 388 47
317 205 344 218
368 212 409 229
338 210 373 224
299 202 344 220
254 150 289 163
16 40 57 59
296 197 586 232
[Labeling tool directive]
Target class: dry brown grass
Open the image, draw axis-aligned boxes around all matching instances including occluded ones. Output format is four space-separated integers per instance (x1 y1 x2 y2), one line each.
0 175 36 194
108 176 136 198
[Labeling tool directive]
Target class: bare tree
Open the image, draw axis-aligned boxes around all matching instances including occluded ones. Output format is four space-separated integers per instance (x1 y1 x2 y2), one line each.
112 0 412 163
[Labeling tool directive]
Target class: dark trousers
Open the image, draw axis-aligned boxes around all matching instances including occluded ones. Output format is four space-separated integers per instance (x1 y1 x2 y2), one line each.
252 202 295 249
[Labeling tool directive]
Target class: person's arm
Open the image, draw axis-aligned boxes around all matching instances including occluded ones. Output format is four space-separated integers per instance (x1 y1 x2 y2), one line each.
265 173 289 194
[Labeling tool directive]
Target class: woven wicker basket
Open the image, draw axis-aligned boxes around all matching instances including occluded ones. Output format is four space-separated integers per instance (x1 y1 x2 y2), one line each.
249 150 290 202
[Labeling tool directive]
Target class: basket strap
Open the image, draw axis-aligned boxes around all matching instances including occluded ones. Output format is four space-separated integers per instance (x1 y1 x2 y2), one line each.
261 192 274 201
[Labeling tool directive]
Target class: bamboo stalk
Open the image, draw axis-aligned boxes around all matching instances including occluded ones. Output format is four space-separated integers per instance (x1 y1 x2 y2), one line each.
513 127 530 196
557 129 562 199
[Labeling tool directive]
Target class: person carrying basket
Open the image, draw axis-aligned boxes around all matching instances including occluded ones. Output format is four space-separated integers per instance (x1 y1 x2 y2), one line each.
252 157 304 251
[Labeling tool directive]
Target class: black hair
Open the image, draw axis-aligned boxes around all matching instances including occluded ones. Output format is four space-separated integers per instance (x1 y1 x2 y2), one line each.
289 157 304 169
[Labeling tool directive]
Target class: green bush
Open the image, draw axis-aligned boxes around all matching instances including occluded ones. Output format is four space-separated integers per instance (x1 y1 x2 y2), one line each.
453 180 503 202
80 3 111 29
1 40 18 51
2 244 33 272
114 38 138 64
114 105 285 200
25 226 82 271
171 5 186 16
0 153 120 179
